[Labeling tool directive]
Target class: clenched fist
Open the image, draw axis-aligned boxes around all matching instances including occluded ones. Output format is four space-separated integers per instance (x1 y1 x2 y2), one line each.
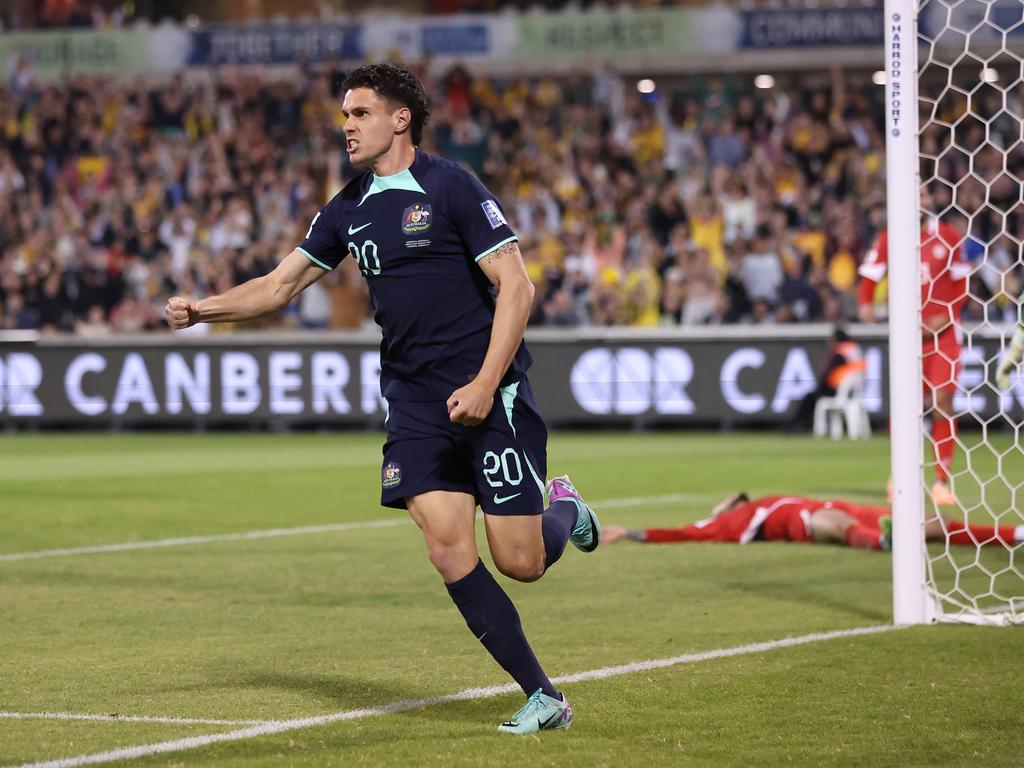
165 297 200 330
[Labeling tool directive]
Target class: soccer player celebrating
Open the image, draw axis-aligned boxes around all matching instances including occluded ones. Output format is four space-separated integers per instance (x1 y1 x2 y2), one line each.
602 492 1024 550
165 63 599 734
857 192 969 505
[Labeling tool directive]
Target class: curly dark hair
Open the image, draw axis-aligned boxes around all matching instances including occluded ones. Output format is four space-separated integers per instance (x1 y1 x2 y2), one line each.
341 63 431 146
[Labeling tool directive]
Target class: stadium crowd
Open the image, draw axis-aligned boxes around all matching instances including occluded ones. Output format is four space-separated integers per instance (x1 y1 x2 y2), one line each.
0 60 906 334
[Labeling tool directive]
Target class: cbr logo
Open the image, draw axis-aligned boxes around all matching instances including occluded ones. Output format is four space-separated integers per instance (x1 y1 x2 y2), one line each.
0 353 43 415
570 348 694 415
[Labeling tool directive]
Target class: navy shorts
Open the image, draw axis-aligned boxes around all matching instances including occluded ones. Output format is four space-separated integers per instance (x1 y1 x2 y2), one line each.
380 377 548 516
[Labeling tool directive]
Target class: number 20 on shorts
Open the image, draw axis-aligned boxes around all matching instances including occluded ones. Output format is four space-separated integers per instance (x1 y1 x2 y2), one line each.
482 448 524 488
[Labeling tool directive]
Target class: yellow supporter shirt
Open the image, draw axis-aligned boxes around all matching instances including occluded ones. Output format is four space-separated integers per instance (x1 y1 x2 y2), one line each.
624 267 661 326
828 249 858 292
793 229 827 266
630 123 666 166
690 215 726 272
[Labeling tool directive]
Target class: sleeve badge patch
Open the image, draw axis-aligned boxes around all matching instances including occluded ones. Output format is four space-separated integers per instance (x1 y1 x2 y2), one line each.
402 203 432 235
481 199 507 230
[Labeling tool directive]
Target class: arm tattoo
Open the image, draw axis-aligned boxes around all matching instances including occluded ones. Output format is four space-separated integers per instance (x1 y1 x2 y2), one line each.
484 241 519 266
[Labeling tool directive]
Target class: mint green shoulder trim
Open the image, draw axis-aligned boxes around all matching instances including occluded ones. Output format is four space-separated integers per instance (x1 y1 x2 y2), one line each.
297 247 332 270
358 169 426 207
475 236 519 263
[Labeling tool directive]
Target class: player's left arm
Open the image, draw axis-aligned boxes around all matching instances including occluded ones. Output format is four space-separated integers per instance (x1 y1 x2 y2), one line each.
447 240 534 426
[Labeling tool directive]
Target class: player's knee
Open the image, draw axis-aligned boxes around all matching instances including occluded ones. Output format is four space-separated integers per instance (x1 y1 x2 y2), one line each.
426 541 477 582
495 551 545 583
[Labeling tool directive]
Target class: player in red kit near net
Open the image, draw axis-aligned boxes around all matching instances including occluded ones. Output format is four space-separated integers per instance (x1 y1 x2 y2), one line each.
602 492 1024 551
857 193 970 505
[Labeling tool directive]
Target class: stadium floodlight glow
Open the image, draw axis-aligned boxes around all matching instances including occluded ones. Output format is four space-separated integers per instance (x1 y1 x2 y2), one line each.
982 67 999 83
636 79 656 94
754 74 775 89
872 70 887 85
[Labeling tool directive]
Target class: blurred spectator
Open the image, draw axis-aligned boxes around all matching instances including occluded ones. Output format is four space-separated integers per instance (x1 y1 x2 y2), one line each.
741 227 784 306
776 254 823 323
679 248 721 326
75 305 112 337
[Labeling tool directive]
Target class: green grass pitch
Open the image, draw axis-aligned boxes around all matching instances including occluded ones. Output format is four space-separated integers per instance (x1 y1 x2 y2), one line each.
1 431 1021 767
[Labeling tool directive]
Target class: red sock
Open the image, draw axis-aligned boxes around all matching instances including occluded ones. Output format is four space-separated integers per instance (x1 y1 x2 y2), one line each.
946 521 1017 547
844 524 882 550
932 416 956 483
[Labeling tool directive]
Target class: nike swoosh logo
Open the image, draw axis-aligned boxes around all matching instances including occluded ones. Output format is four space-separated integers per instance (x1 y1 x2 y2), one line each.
493 493 522 505
347 222 372 235
538 711 561 729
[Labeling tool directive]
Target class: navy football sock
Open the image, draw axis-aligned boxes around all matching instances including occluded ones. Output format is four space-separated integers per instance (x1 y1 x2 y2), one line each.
541 499 577 570
445 559 557 698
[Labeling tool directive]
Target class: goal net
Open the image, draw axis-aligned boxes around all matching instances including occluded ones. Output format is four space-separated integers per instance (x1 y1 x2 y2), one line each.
888 0 1024 625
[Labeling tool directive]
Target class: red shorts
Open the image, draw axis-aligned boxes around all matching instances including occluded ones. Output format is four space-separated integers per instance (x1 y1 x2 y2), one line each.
922 328 961 393
819 501 888 528
762 500 889 544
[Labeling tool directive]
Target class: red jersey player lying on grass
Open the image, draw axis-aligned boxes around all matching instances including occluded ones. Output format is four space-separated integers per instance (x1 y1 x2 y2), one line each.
602 493 1024 551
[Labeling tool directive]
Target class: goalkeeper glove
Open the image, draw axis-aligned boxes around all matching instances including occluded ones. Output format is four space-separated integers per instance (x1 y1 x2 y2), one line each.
996 332 1024 389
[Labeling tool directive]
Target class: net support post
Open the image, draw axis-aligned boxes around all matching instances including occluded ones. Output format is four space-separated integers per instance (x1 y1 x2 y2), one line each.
885 0 932 625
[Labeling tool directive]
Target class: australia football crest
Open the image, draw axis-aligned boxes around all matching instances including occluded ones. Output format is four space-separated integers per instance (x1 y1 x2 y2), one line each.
382 461 402 489
401 203 432 235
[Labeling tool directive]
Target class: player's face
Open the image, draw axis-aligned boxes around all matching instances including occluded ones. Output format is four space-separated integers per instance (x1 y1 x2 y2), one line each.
342 88 408 168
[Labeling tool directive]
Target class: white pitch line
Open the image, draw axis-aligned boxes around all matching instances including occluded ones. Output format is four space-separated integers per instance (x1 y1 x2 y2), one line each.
11 624 899 768
0 493 707 563
0 520 410 563
0 712 265 727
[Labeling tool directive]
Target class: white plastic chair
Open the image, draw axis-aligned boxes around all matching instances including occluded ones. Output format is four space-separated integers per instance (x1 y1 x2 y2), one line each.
813 371 871 440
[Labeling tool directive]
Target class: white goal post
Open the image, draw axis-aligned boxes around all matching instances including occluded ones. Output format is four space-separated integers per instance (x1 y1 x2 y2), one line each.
886 0 1024 626
885 0 930 626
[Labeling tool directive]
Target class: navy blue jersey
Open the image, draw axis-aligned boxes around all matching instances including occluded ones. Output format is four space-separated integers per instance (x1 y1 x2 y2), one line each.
298 149 532 400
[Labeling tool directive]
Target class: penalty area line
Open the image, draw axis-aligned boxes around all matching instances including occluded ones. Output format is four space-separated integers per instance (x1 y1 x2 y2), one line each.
11 624 901 768
0 493 708 563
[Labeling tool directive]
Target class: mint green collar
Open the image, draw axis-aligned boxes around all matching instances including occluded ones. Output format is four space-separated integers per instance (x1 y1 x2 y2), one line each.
358 168 426 207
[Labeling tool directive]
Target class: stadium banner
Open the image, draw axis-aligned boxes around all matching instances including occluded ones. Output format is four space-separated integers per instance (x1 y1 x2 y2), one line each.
0 28 166 78
1 329 1020 428
186 24 363 66
512 7 740 60
360 16 517 61
739 8 884 49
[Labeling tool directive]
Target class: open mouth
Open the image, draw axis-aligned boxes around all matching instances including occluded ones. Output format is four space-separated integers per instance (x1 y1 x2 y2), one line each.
346 138 359 153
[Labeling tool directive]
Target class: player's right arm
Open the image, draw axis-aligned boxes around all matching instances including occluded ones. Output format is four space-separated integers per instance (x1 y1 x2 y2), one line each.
166 199 346 330
166 250 325 329
857 230 888 323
